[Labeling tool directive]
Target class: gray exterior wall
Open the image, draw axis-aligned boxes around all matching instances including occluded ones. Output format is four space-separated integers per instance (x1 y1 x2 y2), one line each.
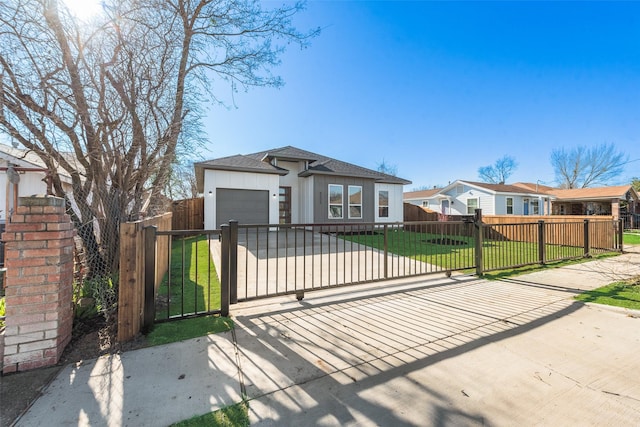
312 175 375 223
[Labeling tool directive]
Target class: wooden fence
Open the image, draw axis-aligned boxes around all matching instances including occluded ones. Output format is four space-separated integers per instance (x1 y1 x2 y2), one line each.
483 215 617 249
403 203 438 222
118 213 172 342
172 197 204 230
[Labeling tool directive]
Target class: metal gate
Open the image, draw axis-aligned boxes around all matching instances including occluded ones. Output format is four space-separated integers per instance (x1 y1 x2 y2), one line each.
141 213 623 327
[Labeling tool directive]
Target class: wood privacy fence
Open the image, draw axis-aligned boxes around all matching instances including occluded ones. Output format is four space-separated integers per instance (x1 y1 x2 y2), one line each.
172 197 204 230
118 213 172 342
483 215 618 249
404 203 438 222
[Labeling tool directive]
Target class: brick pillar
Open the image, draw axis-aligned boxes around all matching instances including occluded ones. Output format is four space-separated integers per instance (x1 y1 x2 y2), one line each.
2 196 75 374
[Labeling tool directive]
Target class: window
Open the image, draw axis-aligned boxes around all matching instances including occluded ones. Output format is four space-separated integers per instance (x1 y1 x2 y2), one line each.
379 190 389 218
506 197 513 214
456 184 464 195
467 198 478 215
328 184 343 219
531 199 540 215
279 187 291 224
422 200 429 208
349 185 362 219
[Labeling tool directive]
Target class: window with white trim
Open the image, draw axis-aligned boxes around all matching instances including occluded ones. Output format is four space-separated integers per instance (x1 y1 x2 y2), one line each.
531 199 540 215
422 200 429 208
349 185 363 219
506 197 513 214
467 198 478 215
328 184 343 219
456 184 464 195
379 190 389 218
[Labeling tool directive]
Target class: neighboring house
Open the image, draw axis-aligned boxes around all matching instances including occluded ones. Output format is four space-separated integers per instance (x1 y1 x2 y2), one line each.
0 143 74 224
403 180 553 216
542 185 639 219
194 146 411 228
403 188 441 210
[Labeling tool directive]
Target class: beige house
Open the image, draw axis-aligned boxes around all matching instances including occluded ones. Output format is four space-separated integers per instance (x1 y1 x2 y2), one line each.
546 185 639 219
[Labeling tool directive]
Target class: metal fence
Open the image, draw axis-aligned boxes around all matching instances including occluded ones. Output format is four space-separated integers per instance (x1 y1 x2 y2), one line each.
142 211 623 324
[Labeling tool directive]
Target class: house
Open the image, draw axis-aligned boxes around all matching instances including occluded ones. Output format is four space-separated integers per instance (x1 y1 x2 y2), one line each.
0 143 74 224
403 188 441 209
403 180 553 216
542 185 639 220
194 146 411 228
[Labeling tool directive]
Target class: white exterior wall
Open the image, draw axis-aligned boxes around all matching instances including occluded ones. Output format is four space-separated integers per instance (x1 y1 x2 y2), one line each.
445 185 495 215
0 171 48 222
375 183 404 222
203 169 280 230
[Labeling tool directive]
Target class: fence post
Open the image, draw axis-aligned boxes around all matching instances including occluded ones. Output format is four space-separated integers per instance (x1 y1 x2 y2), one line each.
617 219 624 252
142 226 157 334
537 220 546 265
583 219 590 258
220 224 230 317
229 220 238 304
474 209 483 276
383 224 389 279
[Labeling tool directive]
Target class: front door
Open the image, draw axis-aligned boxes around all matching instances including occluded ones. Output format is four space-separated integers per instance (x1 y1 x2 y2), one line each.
523 199 529 215
441 200 450 215
279 186 291 224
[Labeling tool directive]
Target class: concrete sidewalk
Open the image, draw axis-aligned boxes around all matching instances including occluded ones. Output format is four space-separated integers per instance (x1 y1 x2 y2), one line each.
14 251 640 426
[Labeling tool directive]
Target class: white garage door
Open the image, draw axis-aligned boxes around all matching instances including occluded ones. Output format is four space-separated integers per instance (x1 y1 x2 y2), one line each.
216 188 269 228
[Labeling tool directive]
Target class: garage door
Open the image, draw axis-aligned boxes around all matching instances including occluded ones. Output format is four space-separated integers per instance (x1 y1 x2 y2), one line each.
216 188 269 228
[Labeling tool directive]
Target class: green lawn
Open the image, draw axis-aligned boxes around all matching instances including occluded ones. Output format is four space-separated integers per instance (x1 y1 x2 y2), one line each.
624 232 640 245
156 235 221 320
171 401 249 427
342 229 584 271
575 280 640 310
146 315 233 346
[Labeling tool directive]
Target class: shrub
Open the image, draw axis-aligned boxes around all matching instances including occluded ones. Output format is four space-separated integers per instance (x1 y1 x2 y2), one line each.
0 297 5 328
73 276 118 323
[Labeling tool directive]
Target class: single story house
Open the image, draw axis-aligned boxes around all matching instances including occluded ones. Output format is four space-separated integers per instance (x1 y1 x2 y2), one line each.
0 143 74 223
403 180 553 216
403 188 441 208
542 185 639 219
195 146 411 229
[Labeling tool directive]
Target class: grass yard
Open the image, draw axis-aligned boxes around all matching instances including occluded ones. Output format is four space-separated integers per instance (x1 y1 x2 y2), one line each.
575 279 640 310
156 235 221 320
624 231 640 245
171 401 249 427
342 229 585 271
147 315 233 346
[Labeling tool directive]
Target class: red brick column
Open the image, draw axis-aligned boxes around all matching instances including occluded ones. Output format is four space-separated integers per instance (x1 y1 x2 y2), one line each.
2 196 75 374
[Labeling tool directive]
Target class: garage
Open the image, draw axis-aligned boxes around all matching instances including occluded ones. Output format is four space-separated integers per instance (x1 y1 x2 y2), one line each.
216 188 269 227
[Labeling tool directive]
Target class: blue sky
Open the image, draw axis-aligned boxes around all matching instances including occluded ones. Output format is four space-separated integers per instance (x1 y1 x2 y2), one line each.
204 1 640 189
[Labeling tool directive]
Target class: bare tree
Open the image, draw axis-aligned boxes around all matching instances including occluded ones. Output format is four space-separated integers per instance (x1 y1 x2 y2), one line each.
0 0 317 279
550 143 628 189
478 155 517 184
376 158 398 177
165 159 199 200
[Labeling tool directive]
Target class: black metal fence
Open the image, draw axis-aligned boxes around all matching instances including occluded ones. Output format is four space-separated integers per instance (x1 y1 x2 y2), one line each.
144 211 623 322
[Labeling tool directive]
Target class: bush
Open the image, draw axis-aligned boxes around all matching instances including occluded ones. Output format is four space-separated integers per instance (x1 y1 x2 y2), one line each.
0 297 5 328
73 276 118 323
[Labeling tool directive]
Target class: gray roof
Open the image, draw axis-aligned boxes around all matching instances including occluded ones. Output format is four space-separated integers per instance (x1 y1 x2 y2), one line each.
0 143 77 182
195 145 411 191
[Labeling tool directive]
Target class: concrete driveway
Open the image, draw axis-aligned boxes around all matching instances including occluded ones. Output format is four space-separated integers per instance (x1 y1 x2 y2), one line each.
212 229 437 300
14 250 640 426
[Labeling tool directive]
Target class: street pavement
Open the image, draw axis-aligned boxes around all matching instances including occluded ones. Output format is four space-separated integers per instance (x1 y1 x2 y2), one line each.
12 249 640 426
